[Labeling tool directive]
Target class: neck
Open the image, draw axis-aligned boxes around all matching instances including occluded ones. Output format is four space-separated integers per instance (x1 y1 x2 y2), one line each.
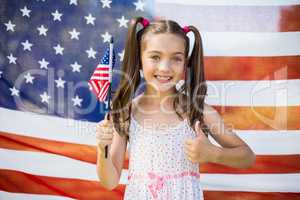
141 86 177 112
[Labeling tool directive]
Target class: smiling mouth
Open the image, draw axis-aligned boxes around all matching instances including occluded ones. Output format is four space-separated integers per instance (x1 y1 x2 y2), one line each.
154 75 172 83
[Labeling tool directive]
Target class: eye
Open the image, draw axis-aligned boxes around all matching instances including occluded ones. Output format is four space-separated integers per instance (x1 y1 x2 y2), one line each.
150 55 160 61
172 57 183 62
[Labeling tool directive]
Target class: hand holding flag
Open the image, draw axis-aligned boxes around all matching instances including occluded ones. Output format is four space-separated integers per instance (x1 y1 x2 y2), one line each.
89 38 115 158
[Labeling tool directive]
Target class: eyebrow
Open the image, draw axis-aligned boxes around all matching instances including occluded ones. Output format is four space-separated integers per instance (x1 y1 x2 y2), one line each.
147 50 184 55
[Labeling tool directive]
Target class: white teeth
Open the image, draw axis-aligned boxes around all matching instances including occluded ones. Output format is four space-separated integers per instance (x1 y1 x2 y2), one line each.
156 75 171 80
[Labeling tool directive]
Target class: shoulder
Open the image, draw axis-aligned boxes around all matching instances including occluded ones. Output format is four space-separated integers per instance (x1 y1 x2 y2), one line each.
203 103 218 115
203 103 221 125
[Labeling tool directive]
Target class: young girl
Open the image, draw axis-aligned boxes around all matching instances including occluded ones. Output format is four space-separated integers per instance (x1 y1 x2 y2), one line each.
96 17 256 200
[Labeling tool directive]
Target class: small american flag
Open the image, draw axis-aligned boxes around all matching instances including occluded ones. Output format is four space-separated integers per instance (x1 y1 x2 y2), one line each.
88 40 115 102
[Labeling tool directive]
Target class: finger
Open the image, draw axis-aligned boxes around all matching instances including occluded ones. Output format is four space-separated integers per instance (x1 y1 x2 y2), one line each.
97 132 113 140
97 120 113 129
98 139 112 144
185 139 194 145
98 134 113 140
186 155 193 162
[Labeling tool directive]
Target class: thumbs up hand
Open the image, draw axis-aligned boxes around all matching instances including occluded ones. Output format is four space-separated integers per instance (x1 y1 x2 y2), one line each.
184 121 218 164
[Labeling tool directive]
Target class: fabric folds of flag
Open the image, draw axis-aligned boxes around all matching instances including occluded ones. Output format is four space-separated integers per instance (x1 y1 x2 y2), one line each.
88 41 115 102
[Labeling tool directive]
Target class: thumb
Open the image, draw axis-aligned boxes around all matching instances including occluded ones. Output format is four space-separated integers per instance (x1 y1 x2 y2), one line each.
195 121 205 138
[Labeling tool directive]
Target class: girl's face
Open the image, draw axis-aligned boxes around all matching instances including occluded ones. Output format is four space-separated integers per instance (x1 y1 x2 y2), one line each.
140 33 186 96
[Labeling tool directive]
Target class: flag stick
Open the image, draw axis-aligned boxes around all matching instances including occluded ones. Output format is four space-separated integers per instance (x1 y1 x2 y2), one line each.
105 37 114 158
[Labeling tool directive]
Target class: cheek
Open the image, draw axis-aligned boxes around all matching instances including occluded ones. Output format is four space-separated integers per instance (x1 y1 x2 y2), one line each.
174 65 185 79
142 59 156 72
142 63 155 79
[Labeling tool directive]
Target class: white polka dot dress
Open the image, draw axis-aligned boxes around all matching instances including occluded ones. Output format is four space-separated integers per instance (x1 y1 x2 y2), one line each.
123 114 204 200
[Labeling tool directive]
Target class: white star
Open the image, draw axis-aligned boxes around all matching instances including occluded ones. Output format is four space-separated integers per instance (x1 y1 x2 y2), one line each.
134 0 145 11
7 53 17 64
68 28 80 40
24 73 35 84
20 6 31 17
51 10 63 21
4 20 16 32
40 91 51 104
100 0 112 8
72 95 83 107
84 13 96 25
38 58 49 69
118 49 124 62
69 0 78 5
70 61 82 72
117 16 129 28
37 25 48 36
55 77 66 88
53 44 64 55
0 71 2 78
86 47 97 59
10 87 19 97
101 31 112 43
21 40 33 51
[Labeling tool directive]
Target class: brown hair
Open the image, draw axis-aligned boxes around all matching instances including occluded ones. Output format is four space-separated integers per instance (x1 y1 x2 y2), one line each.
111 16 208 139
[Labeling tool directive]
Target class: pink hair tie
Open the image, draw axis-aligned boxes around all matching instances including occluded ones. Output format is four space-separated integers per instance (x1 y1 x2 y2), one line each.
182 26 190 34
141 18 150 28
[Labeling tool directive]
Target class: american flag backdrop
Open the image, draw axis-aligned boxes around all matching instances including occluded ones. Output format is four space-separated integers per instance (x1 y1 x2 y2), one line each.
0 0 300 199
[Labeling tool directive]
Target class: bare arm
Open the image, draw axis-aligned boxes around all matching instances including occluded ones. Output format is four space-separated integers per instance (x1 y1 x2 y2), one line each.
96 122 128 190
203 103 256 169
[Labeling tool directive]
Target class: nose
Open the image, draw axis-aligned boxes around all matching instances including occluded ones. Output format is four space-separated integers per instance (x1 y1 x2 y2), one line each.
157 60 171 71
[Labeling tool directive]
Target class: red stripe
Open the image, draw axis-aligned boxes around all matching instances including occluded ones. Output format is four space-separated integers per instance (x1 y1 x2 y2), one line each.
0 132 97 165
96 67 110 71
213 106 300 130
201 155 300 174
1 131 300 174
99 82 110 102
203 190 300 200
0 169 299 200
204 56 300 81
92 73 109 77
88 80 100 95
0 169 124 200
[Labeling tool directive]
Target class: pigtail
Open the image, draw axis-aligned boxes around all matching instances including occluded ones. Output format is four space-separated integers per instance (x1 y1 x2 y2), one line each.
111 17 144 137
185 26 209 137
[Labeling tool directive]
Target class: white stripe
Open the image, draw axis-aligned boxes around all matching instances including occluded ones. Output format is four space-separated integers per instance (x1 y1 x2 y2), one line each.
1 107 300 154
94 70 110 74
157 0 300 6
200 173 300 192
0 148 98 181
0 191 71 200
210 130 300 155
0 191 73 200
95 64 109 69
0 107 97 146
195 31 300 56
91 76 109 80
1 148 299 192
90 81 99 93
205 79 300 106
155 2 282 32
